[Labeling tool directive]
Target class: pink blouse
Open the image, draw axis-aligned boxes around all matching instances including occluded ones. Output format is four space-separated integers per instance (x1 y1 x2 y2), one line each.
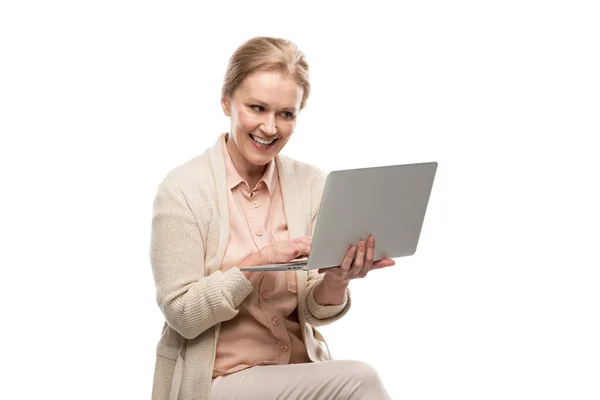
212 136 310 378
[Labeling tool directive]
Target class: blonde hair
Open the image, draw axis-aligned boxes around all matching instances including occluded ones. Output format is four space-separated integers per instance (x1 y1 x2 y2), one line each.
221 37 311 109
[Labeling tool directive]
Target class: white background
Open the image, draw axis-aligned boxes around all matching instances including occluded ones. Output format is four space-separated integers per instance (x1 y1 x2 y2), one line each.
1 1 599 399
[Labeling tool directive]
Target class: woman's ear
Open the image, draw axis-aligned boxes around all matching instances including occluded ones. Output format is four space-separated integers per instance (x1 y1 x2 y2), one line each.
221 97 231 116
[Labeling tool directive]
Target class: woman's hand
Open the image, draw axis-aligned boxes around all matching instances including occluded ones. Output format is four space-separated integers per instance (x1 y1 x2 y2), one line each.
318 236 395 285
260 236 312 264
237 236 312 284
313 236 395 305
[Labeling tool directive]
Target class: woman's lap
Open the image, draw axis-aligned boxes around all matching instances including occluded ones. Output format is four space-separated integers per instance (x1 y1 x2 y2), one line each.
210 360 390 400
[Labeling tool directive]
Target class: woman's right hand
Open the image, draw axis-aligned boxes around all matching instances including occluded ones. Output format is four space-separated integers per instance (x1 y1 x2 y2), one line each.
238 236 312 283
260 235 312 264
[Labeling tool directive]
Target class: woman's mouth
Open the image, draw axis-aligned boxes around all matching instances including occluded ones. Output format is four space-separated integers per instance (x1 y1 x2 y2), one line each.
249 134 278 148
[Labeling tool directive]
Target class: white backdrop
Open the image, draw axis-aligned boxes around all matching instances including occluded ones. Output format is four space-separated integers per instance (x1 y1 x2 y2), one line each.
1 1 599 399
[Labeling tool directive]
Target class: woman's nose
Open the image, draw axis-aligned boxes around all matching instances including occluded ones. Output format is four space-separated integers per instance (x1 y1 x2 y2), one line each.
260 114 277 136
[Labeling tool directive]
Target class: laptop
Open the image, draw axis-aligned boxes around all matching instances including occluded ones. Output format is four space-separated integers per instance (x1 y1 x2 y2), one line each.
240 161 438 272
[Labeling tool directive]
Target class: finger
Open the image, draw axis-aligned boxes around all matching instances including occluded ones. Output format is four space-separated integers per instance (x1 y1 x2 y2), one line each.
294 245 311 258
371 258 396 270
299 236 311 243
349 240 366 279
295 236 312 247
319 267 340 276
292 237 311 248
340 245 356 274
358 236 375 278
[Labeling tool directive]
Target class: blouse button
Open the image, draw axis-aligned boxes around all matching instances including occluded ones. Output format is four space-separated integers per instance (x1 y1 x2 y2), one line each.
280 344 289 353
261 292 270 300
256 228 263 236
272 317 280 326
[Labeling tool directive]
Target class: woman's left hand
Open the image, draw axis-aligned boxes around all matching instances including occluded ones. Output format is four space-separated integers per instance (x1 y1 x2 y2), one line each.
318 236 395 285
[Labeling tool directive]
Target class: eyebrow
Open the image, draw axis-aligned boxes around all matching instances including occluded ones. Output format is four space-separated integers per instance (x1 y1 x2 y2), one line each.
246 98 297 113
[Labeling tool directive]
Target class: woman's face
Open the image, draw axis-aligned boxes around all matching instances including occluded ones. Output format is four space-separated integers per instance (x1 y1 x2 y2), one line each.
222 71 303 168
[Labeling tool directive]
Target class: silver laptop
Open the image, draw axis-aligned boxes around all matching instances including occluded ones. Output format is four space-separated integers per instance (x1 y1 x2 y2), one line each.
240 161 437 272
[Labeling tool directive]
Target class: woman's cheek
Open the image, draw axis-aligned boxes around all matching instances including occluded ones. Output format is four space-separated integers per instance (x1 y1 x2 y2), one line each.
282 120 296 136
237 111 257 131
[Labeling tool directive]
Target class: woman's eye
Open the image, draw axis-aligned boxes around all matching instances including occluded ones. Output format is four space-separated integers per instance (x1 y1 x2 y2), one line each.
282 112 294 120
250 105 265 112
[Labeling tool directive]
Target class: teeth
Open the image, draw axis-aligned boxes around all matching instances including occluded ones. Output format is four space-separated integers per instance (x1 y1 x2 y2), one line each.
250 134 275 145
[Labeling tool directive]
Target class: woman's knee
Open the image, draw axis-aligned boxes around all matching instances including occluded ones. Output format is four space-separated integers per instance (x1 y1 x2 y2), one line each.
339 360 379 376
335 360 389 398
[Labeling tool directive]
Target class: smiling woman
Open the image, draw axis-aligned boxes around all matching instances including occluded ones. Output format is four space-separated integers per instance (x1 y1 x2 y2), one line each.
149 37 393 400
221 70 302 188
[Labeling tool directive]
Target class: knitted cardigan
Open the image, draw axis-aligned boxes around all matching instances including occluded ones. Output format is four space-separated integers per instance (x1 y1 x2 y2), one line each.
150 134 352 400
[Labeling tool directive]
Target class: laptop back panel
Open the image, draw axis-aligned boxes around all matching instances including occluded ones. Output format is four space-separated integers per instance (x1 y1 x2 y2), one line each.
307 162 437 269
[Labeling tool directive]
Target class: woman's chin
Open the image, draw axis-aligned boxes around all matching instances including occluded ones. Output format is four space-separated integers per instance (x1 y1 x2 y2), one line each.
245 143 280 164
245 153 274 166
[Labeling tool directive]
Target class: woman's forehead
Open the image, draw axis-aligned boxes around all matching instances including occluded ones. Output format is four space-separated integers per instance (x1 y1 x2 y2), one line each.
237 71 302 107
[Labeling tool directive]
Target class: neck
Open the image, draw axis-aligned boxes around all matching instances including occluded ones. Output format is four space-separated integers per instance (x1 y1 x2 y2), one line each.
226 134 267 188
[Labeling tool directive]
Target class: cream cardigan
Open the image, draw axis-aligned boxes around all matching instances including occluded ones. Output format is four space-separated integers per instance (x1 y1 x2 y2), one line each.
150 134 352 400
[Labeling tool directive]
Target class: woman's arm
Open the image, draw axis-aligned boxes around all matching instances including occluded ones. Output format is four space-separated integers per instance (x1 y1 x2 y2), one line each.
151 175 253 339
312 275 348 305
305 271 352 327
303 167 352 327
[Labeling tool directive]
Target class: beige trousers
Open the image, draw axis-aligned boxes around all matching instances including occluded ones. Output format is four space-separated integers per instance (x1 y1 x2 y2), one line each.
210 360 391 400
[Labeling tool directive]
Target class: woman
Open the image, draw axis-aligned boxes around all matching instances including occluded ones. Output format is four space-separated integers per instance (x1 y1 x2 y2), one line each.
150 36 395 400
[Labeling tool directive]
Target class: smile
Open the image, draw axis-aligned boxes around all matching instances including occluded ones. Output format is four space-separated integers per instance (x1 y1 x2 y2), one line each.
249 134 278 146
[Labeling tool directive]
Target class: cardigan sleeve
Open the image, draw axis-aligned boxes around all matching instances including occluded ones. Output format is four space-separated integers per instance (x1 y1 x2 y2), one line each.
150 174 254 339
305 272 352 326
303 167 352 327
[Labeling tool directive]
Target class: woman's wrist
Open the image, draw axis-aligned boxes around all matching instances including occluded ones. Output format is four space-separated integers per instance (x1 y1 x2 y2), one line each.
238 250 267 269
313 274 349 306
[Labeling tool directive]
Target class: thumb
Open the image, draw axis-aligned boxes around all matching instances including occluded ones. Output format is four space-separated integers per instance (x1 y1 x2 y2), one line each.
371 258 396 269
